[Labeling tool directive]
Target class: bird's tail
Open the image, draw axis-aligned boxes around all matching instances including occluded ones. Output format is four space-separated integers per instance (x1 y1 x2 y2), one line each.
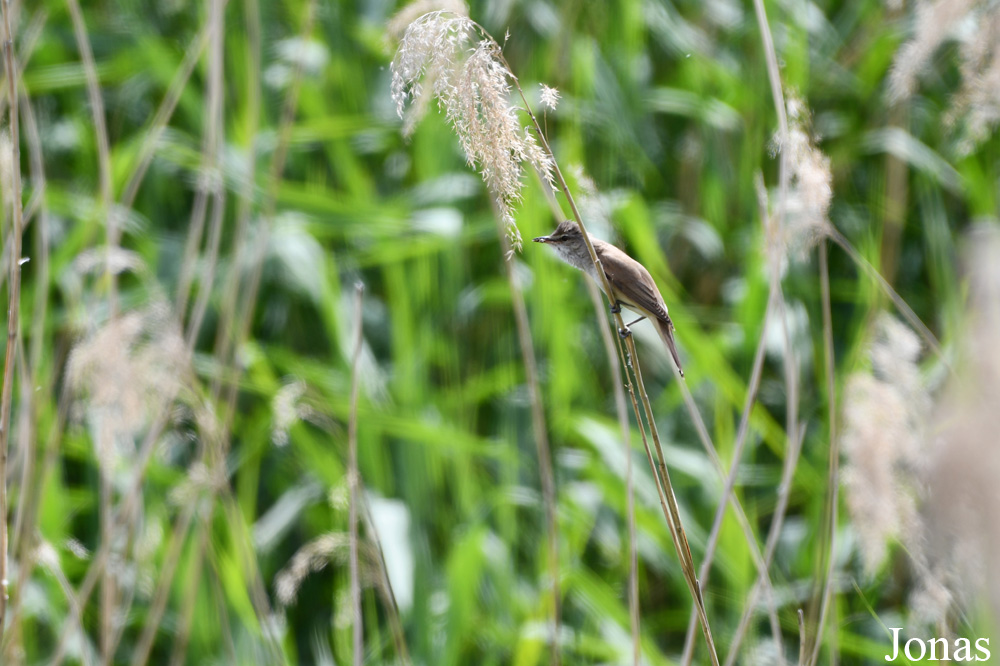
655 317 685 378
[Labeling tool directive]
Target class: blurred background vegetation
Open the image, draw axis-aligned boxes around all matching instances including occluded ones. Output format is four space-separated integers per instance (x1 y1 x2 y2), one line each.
0 0 998 663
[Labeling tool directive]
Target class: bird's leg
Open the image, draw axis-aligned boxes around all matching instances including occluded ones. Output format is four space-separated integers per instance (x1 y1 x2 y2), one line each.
617 315 646 339
611 302 629 337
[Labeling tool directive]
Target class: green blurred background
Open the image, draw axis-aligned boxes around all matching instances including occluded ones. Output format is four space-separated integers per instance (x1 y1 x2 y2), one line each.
1 0 997 663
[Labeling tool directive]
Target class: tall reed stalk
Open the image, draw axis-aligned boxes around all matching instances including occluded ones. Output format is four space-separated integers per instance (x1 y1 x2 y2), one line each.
0 0 25 642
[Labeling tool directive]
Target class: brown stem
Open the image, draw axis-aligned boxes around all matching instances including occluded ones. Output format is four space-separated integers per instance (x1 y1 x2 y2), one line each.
128 501 199 666
167 517 213 666
806 240 839 666
681 289 783 666
0 0 26 642
879 104 909 285
724 425 805 666
624 334 720 664
359 489 413 665
65 0 115 314
348 283 365 666
829 229 947 365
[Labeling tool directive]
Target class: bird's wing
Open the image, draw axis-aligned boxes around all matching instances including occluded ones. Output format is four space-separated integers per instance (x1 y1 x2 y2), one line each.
595 241 672 321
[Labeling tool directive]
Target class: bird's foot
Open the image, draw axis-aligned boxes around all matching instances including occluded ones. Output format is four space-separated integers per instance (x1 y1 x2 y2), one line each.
618 326 632 340
610 303 622 315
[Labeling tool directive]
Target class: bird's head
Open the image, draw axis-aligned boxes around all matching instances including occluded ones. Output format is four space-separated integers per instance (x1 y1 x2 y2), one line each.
533 220 583 245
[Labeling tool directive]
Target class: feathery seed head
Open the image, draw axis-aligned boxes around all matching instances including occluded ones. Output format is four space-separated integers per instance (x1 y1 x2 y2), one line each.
390 11 554 253
275 533 377 606
841 314 927 575
539 84 561 111
66 304 190 471
386 0 469 42
915 224 1000 625
770 95 833 265
890 0 1000 152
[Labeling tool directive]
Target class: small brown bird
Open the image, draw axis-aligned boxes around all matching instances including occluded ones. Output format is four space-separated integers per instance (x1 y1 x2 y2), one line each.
534 220 684 377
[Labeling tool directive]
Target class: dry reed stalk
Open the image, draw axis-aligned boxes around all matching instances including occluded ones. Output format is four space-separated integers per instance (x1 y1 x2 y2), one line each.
0 11 45 132
359 493 413 664
797 608 807 665
64 3 118 656
348 283 365 666
11 35 47 559
6 48 49 661
210 0 261 405
0 0 26 642
807 239 838 666
128 501 199 666
680 288 784 666
622 331 720 664
167 518 213 666
65 0 114 314
183 0 227 349
684 174 802 665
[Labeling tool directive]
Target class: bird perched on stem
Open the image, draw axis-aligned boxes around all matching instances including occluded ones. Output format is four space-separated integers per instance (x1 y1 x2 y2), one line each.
534 220 684 377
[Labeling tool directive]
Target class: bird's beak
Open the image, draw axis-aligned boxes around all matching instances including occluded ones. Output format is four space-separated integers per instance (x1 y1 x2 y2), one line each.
533 235 551 243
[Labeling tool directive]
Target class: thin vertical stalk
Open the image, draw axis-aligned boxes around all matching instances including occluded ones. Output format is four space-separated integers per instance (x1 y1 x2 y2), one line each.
64 3 117 657
879 104 909 284
348 283 365 666
680 289 782 666
751 0 789 233
7 63 48 662
167 518 213 666
128 501 199 666
0 0 25 641
11 58 46 561
724 425 805 666
183 0 227 348
98 449 113 665
65 0 114 312
359 494 413 665
210 0 260 403
798 609 807 665
807 241 838 666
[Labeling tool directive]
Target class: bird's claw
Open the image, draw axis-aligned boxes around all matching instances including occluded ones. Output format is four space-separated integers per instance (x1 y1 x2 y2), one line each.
610 303 622 315
618 326 632 339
